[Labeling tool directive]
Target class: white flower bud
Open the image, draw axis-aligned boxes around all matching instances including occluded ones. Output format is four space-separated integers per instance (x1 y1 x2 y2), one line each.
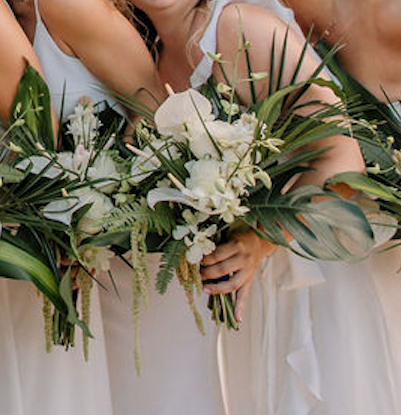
255 171 272 189
214 178 227 193
207 52 223 63
251 72 268 81
366 164 381 175
217 83 232 95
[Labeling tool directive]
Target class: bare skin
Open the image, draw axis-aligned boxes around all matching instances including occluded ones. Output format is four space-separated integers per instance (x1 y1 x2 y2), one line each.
7 0 36 42
131 0 365 321
282 0 401 102
9 0 166 110
0 1 50 123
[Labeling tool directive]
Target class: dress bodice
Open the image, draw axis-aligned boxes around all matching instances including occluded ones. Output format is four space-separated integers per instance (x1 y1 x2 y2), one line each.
32 0 122 119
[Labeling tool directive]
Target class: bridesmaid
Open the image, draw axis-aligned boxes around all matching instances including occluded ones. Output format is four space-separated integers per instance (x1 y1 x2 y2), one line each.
9 1 226 415
278 0 401 409
128 1 400 415
0 2 114 415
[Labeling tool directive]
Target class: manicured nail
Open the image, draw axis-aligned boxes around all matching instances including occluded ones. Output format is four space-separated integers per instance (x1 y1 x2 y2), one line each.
203 288 212 294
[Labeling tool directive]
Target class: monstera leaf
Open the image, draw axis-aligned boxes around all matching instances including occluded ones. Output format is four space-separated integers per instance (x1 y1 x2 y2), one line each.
245 185 374 261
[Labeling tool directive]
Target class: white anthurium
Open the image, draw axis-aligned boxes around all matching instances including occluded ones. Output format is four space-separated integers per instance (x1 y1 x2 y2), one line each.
16 155 63 179
77 189 114 235
42 191 90 225
129 139 179 185
147 187 201 211
155 88 214 142
87 151 120 194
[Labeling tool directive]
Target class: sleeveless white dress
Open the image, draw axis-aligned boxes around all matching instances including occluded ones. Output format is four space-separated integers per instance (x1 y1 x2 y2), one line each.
0 2 115 415
31 1 226 415
192 2 401 415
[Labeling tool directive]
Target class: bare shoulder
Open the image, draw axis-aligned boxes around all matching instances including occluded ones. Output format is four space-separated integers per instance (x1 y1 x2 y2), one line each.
216 3 306 69
217 3 297 51
40 0 117 36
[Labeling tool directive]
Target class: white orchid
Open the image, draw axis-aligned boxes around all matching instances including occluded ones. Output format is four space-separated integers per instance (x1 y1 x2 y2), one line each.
172 209 217 264
43 188 114 234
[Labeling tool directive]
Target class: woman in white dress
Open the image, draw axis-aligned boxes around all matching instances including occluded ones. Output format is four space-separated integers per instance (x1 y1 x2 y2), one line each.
19 1 227 414
0 2 114 415
128 1 401 415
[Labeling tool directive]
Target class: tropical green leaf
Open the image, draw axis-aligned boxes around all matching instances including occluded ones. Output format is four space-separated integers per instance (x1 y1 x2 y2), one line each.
10 63 55 150
0 164 24 184
246 185 374 261
327 172 401 202
0 240 66 312
59 269 93 337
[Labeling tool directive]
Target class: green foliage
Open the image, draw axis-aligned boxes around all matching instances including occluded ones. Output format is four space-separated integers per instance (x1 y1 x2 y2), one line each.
156 240 187 294
245 185 374 261
103 199 175 235
10 63 55 151
0 164 24 184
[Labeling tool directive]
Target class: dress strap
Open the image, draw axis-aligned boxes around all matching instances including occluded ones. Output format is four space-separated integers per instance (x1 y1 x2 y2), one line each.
190 0 231 89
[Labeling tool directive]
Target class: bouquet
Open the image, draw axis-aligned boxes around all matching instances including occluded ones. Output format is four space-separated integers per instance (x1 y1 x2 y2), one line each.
0 65 129 358
317 40 401 245
106 30 377 334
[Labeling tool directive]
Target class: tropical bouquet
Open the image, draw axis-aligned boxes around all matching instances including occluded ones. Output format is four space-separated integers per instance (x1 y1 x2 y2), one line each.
105 29 377 340
0 65 129 358
317 41 401 244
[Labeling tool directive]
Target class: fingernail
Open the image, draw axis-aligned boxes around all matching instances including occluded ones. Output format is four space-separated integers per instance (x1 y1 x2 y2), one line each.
203 288 211 294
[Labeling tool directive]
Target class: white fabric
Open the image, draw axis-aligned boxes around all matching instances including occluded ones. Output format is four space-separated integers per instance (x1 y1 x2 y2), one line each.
191 2 401 415
0 2 116 414
32 0 122 119
99 254 226 415
0 280 114 415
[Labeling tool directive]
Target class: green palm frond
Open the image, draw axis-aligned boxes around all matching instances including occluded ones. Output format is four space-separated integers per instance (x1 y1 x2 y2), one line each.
10 62 55 151
245 185 374 261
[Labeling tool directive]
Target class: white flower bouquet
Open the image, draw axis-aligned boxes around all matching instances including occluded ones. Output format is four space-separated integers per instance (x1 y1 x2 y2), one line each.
0 65 130 357
110 70 375 332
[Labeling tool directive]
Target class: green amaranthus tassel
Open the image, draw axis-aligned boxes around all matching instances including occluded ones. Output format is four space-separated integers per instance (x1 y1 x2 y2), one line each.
176 255 205 336
42 295 53 353
131 223 150 376
77 268 93 361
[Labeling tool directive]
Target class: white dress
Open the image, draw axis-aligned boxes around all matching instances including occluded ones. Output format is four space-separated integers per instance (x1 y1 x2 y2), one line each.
193 2 401 415
31 1 226 415
0 2 114 415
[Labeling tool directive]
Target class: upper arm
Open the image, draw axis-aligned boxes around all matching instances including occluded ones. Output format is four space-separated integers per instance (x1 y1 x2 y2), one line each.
214 4 364 181
215 3 326 104
40 0 165 106
0 2 44 122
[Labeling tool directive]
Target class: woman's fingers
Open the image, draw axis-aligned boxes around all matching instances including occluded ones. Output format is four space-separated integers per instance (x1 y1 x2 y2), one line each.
203 268 250 295
234 284 251 323
201 254 245 280
201 241 239 266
